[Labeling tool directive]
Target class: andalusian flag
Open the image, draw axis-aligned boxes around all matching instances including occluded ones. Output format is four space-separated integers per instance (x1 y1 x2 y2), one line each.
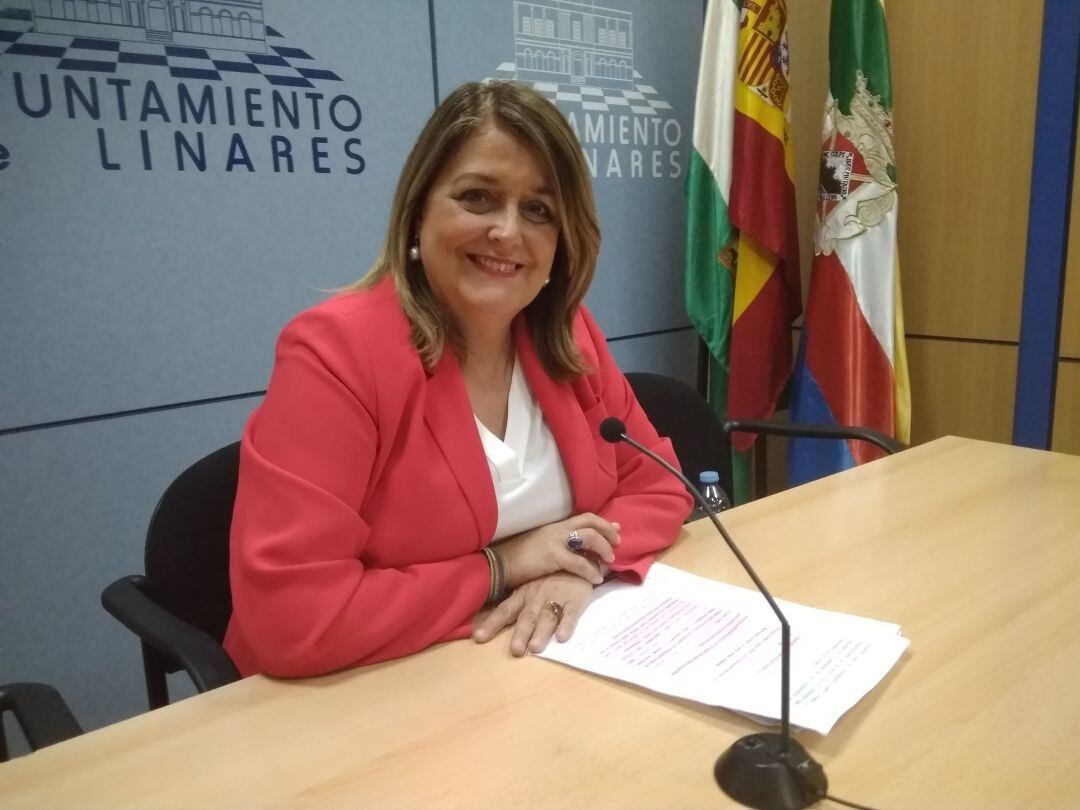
788 0 911 486
685 0 739 443
727 0 802 451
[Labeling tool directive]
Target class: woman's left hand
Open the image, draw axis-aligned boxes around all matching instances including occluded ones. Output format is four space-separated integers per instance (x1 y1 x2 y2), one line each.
472 571 596 656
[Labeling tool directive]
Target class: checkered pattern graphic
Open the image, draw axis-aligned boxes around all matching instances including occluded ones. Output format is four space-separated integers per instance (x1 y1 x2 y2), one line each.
0 21 342 89
491 62 673 116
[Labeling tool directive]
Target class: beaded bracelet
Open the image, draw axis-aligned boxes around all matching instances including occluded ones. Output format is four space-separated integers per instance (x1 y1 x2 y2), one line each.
481 546 506 605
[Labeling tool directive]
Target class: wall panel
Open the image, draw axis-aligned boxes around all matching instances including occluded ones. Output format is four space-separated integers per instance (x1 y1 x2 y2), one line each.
0 0 708 742
1051 362 1080 454
1060 118 1080 359
787 0 830 308
432 0 701 340
1062 251 1080 360
608 329 699 387
1062 282 1080 360
1052 109 1079 453
788 1 1044 465
906 338 1017 445
0 0 434 430
0 398 256 748
889 0 1042 343
792 0 1043 343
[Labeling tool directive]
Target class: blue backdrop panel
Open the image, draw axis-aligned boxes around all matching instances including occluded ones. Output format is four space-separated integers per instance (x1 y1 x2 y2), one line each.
432 0 701 341
0 0 432 430
608 328 699 386
0 0 706 742
0 398 257 747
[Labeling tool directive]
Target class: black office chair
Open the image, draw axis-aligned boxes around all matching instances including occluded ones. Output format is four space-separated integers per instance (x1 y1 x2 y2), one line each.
625 371 736 509
101 442 241 710
0 682 83 761
625 372 904 503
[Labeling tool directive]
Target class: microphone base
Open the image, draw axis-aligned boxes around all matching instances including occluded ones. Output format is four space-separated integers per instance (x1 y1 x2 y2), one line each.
715 733 827 810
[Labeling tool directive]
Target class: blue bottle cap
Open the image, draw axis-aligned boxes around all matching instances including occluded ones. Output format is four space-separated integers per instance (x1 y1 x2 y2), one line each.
699 470 720 484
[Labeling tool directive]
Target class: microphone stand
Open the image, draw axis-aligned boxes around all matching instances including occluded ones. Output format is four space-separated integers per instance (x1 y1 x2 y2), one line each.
606 423 827 810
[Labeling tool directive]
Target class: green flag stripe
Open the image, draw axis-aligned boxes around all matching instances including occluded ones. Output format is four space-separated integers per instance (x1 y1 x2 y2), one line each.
685 147 734 368
830 0 892 115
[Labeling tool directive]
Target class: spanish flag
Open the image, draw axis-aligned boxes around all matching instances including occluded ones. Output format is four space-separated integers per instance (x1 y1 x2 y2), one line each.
727 0 802 452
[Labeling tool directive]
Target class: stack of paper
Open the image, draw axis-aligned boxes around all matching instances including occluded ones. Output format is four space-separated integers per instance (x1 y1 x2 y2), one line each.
537 564 909 734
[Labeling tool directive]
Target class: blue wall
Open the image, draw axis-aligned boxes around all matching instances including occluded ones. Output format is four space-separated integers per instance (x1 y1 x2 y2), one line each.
0 0 702 743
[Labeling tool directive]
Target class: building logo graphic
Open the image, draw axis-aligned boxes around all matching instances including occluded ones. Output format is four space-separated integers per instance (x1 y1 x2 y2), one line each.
29 0 269 53
493 1 683 180
0 1 365 175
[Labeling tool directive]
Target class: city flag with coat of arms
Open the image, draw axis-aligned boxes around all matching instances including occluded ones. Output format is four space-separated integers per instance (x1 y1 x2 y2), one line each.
787 0 911 486
685 0 802 500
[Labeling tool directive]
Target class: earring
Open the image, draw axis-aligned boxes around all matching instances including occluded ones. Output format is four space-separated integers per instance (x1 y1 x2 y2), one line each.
542 277 551 287
408 237 421 262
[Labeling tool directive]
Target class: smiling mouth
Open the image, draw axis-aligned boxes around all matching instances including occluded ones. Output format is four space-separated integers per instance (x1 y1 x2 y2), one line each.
470 254 522 274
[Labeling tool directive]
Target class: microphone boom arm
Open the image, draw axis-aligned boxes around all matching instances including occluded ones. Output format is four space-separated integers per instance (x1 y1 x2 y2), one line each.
615 430 792 747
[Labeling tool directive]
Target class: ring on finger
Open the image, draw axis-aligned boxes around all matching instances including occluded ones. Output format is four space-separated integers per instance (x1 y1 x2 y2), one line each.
567 530 585 552
545 600 565 621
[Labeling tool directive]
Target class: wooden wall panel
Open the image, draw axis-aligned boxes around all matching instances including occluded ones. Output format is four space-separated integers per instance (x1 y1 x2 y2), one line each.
1060 125 1080 359
1052 362 1080 454
790 1 1042 341
787 0 831 308
763 428 791 498
786 0 1043 462
906 338 1017 444
1063 254 1080 360
761 338 1019 495
889 1 1042 342
769 2 1047 491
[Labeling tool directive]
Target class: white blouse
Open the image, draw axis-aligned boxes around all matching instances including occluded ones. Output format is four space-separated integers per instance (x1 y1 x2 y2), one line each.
474 358 574 541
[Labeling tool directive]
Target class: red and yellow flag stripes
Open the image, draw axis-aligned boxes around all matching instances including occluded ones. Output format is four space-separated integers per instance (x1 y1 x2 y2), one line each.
727 0 802 451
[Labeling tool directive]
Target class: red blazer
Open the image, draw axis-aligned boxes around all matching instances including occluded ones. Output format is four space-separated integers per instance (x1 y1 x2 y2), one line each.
224 279 692 677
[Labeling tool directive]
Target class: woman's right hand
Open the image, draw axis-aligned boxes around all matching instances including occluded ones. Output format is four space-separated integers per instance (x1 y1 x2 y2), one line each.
492 513 620 589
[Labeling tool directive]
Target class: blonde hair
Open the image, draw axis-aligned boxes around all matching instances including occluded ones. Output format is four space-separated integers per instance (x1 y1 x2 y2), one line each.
344 80 600 379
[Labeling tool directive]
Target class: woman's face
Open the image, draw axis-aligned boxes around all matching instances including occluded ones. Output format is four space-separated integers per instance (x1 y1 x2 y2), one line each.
417 124 560 332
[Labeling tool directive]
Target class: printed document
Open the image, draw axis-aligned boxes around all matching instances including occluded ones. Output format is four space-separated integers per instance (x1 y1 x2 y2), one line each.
537 563 909 734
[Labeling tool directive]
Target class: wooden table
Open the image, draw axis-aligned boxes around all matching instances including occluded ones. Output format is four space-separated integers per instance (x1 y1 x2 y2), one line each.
3 436 1079 808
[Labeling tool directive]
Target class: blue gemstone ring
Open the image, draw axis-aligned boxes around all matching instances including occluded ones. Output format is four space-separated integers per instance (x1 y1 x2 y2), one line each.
567 530 585 551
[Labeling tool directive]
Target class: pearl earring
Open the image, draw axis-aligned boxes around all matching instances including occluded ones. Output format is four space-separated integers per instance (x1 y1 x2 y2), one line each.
543 277 551 287
408 238 420 262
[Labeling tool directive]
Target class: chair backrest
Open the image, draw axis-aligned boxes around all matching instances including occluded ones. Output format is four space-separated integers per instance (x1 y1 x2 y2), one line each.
0 682 83 762
143 442 240 644
624 372 733 503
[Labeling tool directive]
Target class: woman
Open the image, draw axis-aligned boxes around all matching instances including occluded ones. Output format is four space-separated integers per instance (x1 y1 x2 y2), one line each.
224 80 692 678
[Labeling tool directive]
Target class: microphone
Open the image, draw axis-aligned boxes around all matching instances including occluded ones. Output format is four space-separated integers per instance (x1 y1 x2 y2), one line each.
600 417 827 810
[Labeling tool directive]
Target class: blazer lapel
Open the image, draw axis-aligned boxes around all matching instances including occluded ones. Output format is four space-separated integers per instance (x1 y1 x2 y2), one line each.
423 349 498 545
514 318 609 513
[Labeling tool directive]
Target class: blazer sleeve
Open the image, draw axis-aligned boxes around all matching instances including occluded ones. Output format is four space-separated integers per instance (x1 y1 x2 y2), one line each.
227 306 490 678
577 308 694 583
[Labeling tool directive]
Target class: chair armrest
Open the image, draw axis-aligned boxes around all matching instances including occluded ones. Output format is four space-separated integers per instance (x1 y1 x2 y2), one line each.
0 682 83 753
723 419 905 456
101 575 240 693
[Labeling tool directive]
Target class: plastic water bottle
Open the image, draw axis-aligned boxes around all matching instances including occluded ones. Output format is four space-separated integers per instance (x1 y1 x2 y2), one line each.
693 470 730 519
